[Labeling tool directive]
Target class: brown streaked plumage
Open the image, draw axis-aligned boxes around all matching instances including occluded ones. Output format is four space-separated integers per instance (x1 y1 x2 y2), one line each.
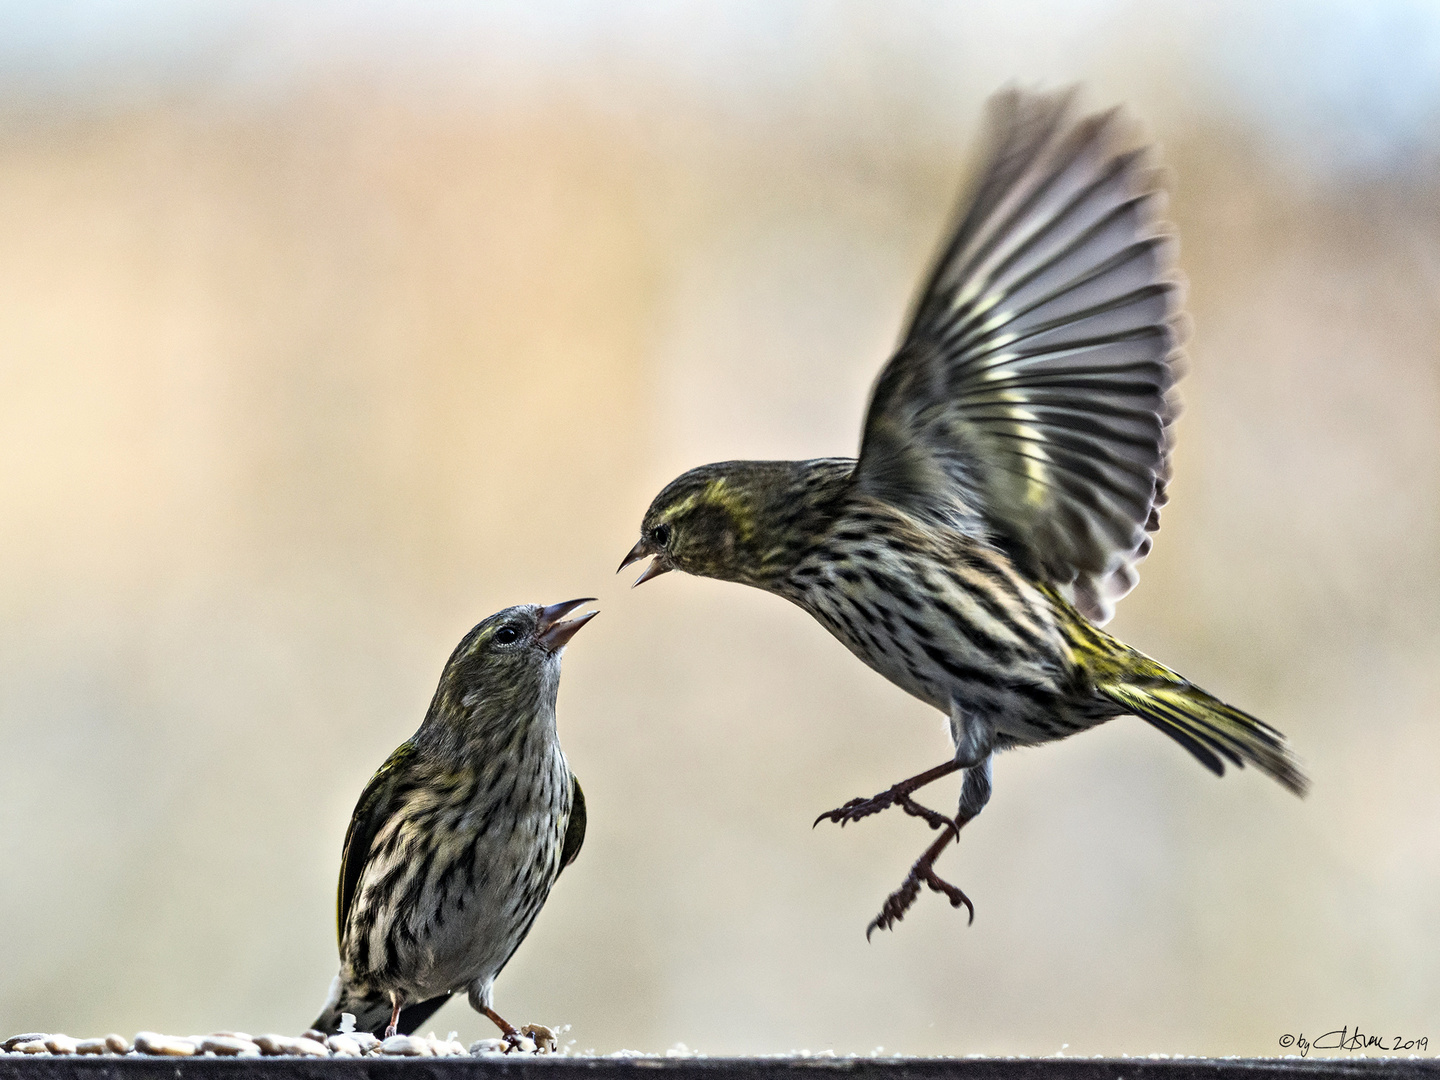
313 599 594 1040
621 88 1306 937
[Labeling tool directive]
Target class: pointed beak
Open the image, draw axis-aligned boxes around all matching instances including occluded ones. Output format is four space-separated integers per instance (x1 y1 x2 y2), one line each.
631 558 671 587
536 598 598 652
618 538 671 587
617 538 651 572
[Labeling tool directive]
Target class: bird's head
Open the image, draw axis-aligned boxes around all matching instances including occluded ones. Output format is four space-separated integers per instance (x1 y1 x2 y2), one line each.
430 599 598 730
620 459 851 588
618 463 766 586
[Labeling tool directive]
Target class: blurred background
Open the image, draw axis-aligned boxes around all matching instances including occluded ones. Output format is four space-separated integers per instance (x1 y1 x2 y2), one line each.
1 0 1437 1058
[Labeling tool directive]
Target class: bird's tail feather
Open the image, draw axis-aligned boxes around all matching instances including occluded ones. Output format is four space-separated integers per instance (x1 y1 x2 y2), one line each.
394 994 454 1037
1096 666 1308 796
1054 594 1309 796
313 974 454 1038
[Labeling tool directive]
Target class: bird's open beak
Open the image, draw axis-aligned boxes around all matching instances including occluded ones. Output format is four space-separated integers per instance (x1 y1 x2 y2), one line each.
537 598 598 652
617 538 671 587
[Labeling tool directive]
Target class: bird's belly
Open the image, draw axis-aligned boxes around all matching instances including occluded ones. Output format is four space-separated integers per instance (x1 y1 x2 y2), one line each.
422 849 559 990
793 566 1089 745
345 792 568 1000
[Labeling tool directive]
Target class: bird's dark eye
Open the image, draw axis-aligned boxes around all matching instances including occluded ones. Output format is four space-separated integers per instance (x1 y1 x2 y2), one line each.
651 522 672 547
494 625 520 645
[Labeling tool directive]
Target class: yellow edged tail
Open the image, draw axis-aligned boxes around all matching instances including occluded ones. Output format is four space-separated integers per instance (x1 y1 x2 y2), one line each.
1098 673 1308 796
1054 590 1309 796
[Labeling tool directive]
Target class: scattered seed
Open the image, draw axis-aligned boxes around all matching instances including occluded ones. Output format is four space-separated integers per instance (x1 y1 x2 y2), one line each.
326 1035 362 1057
199 1036 261 1056
252 1034 291 1056
522 1024 558 1053
378 1034 431 1056
133 1033 196 1057
288 1038 331 1057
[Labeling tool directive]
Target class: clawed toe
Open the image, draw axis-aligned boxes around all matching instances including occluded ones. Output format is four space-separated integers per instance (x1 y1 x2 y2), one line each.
814 791 899 828
898 795 955 831
922 866 974 924
866 871 922 939
865 862 973 938
863 818 973 937
813 759 977 934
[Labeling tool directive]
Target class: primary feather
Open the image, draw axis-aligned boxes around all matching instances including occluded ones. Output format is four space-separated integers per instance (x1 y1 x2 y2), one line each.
857 86 1181 624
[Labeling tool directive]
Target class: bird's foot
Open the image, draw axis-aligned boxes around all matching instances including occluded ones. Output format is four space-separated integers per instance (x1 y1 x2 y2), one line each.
815 788 954 831
813 760 964 828
897 794 957 830
482 1006 529 1053
815 784 945 828
502 1031 528 1054
865 822 973 939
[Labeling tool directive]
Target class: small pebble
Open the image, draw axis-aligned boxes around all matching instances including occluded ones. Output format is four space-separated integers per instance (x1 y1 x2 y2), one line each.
16 1041 49 1055
45 1035 79 1055
469 1038 508 1056
302 1029 329 1044
253 1034 291 1056
379 1034 431 1056
75 1039 110 1056
4 1035 48 1052
105 1034 131 1055
199 1036 261 1056
133 1033 197 1057
327 1035 362 1057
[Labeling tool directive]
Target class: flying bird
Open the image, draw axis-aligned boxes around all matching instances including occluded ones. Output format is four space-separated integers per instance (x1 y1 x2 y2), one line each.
620 89 1306 937
313 600 594 1039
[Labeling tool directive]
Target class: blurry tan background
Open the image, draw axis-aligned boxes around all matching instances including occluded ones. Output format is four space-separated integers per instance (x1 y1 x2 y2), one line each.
1 0 1437 1058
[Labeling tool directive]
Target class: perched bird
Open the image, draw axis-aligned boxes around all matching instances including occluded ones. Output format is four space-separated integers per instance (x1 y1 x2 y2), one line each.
620 89 1307 938
313 599 595 1040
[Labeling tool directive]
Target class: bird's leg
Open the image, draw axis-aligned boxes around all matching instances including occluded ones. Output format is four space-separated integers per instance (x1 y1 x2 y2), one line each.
867 754 993 937
813 758 963 828
481 1006 524 1051
867 818 968 938
817 703 994 830
384 992 405 1039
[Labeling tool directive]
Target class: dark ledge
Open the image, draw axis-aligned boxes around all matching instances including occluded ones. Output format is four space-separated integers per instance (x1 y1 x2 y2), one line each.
2 1058 1436 1080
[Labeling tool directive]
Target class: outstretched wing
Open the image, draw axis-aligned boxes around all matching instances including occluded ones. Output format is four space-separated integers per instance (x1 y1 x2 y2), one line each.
558 775 586 873
336 742 415 945
855 87 1183 624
